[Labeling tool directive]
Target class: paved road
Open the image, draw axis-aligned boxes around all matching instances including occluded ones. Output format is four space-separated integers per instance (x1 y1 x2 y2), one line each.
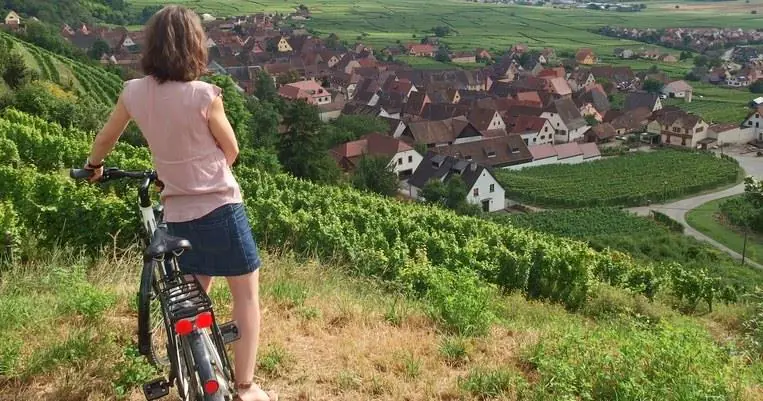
629 151 763 269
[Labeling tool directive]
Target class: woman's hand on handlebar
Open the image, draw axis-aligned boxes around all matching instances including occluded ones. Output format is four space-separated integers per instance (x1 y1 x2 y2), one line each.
83 160 104 183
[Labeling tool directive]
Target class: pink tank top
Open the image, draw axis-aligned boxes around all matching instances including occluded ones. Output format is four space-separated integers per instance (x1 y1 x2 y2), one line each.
122 76 242 223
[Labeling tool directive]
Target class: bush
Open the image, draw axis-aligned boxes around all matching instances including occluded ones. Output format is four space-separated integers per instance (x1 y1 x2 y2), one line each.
399 251 496 336
527 320 746 400
113 345 157 398
583 284 670 323
439 336 469 366
459 367 529 400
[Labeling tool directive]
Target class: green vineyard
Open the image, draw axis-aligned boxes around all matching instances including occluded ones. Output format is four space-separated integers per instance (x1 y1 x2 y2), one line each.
496 150 741 208
0 108 740 313
1 32 122 106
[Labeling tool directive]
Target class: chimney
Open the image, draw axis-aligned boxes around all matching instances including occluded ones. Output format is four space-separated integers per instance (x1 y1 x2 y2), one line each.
470 162 477 172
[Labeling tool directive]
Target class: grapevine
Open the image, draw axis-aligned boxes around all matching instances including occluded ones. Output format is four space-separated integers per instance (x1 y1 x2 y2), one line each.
495 150 740 208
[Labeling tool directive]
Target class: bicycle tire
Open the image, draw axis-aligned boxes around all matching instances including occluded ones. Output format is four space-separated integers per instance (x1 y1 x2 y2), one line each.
137 260 171 368
187 332 226 401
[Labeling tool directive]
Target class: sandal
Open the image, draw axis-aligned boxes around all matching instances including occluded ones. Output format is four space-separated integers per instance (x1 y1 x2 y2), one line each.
233 382 278 401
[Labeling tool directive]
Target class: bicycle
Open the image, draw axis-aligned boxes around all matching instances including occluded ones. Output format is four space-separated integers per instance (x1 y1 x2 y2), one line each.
71 167 240 401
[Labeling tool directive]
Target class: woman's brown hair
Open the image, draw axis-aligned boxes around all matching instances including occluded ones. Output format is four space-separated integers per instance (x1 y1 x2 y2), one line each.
141 6 208 83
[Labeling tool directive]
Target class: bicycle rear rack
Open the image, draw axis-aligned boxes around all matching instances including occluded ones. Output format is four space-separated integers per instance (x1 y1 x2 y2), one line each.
159 278 213 323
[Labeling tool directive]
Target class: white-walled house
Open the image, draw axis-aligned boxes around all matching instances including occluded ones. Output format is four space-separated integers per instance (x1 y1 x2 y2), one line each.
408 153 506 212
329 133 423 179
742 106 763 141
708 123 755 145
662 80 693 102
506 115 555 146
541 98 590 143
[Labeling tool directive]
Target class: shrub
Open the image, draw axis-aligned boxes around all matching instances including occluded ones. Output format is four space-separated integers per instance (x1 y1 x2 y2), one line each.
584 284 670 323
257 345 293 377
439 336 469 366
113 345 157 398
527 320 743 400
399 251 496 336
459 367 529 400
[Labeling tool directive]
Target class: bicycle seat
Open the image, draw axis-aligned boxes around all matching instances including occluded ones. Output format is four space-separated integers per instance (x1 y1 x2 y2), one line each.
145 228 192 258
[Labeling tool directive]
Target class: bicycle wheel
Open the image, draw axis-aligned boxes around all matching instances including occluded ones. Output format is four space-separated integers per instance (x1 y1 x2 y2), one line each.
181 332 226 401
138 260 171 368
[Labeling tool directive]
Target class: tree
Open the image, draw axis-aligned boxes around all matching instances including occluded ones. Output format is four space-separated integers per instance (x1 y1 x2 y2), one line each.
751 79 763 94
421 180 447 205
679 50 693 61
325 33 340 49
3 53 29 90
647 65 660 74
432 26 451 37
684 71 701 82
88 39 111 60
324 115 390 147
254 70 277 101
694 55 709 67
351 156 399 197
277 69 301 85
642 78 664 93
584 114 599 126
279 100 340 184
247 99 281 149
435 46 451 63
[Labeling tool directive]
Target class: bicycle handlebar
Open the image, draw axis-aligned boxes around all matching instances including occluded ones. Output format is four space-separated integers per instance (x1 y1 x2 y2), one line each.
70 167 156 182
70 167 162 208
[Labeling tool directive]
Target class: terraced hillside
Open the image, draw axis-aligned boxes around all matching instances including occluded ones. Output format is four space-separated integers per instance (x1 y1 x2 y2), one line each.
0 32 122 106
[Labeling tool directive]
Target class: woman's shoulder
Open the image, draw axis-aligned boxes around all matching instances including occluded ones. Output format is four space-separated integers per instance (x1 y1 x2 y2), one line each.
189 80 223 103
189 79 222 93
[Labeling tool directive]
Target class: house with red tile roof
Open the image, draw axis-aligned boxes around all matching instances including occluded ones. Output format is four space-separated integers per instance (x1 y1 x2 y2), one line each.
406 43 436 57
329 133 423 178
505 115 555 146
278 80 332 105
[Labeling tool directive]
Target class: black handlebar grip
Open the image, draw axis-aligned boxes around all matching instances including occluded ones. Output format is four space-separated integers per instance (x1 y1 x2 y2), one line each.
70 168 94 180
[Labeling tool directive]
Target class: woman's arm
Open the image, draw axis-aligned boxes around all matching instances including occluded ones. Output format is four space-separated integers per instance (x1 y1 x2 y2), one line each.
208 96 239 167
86 95 131 181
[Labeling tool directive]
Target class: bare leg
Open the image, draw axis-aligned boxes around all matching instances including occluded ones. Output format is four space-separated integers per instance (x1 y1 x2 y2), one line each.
227 271 273 401
194 274 213 294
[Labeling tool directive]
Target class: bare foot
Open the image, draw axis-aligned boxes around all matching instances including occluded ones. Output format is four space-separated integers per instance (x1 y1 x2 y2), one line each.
236 384 276 401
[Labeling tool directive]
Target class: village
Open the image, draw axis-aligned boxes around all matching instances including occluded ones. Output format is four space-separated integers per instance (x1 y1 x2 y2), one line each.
4 8 763 213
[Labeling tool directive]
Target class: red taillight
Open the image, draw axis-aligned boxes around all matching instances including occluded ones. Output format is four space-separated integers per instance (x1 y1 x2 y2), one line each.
204 379 219 394
175 319 194 336
196 311 213 329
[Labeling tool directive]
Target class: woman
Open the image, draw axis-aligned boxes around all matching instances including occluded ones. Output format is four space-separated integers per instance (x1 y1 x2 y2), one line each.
83 6 276 401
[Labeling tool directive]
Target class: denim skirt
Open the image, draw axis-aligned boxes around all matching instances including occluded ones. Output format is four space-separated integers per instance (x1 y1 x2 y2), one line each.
167 203 261 276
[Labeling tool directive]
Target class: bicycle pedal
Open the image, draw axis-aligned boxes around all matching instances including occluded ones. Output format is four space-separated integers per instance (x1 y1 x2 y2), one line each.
142 378 170 400
219 320 240 344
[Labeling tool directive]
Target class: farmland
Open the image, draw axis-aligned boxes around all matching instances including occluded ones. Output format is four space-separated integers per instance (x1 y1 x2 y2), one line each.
491 207 763 289
129 0 763 52
495 150 741 208
0 32 122 107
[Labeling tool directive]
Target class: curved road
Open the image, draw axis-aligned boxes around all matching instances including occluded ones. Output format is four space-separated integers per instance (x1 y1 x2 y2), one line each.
629 151 763 269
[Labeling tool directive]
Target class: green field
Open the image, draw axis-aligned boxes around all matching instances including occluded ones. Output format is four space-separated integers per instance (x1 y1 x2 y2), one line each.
0 32 122 106
492 207 763 289
496 150 741 208
687 195 763 266
130 0 763 52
